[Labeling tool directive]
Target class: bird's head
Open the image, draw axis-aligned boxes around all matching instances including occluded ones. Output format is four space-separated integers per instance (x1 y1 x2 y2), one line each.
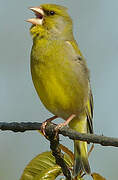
27 4 73 39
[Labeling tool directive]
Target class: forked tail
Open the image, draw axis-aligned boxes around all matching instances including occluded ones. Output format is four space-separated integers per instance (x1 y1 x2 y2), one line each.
74 140 91 176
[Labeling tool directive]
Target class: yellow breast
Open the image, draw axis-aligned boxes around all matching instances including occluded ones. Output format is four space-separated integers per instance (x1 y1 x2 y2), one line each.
31 39 89 119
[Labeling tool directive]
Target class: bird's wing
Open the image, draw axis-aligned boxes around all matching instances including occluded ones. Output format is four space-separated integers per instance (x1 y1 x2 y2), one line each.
65 40 83 57
66 40 94 134
86 89 94 134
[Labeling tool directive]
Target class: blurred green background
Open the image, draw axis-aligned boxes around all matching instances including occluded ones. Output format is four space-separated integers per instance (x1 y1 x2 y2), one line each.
0 0 118 179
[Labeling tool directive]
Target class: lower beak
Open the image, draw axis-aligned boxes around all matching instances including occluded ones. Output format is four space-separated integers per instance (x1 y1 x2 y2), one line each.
27 6 44 25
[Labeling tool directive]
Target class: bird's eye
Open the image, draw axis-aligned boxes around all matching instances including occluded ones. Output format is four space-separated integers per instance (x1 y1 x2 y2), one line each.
50 11 55 15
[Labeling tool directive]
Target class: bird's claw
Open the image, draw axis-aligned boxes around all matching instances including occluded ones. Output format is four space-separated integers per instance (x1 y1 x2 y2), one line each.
41 116 58 137
54 114 76 137
41 121 48 137
54 123 64 137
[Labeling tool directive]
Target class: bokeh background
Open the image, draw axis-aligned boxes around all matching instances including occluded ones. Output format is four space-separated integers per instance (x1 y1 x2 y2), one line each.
0 0 118 179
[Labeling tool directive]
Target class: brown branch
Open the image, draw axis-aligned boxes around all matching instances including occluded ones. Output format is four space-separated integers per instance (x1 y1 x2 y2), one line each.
1 121 118 180
0 122 118 147
0 122 42 132
46 123 72 180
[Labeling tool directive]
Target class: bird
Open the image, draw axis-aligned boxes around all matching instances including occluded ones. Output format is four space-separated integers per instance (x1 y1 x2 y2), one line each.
27 4 93 177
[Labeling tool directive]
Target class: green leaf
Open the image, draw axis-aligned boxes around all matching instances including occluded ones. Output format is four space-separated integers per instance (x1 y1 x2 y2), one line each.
20 151 62 180
63 153 73 169
20 150 75 180
34 165 61 180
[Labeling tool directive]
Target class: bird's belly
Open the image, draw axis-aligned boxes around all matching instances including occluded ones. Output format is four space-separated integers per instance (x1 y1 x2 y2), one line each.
31 63 88 119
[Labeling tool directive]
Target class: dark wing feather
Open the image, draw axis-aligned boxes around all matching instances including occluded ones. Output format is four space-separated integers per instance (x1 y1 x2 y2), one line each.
86 89 94 134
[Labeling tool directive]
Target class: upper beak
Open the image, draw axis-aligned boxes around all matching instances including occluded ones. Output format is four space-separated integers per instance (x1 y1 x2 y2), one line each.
27 6 44 25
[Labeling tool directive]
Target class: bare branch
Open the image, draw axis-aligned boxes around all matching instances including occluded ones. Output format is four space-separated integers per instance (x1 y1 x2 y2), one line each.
0 122 42 132
46 124 72 180
0 122 118 147
0 121 118 179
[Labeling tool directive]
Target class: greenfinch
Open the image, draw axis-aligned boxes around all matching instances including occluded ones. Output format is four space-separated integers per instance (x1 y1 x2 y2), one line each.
27 4 93 177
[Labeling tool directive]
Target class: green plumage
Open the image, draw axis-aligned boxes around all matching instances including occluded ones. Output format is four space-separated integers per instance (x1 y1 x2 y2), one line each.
29 4 93 177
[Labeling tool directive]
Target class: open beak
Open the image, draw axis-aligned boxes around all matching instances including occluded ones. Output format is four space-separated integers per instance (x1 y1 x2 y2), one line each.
27 6 44 25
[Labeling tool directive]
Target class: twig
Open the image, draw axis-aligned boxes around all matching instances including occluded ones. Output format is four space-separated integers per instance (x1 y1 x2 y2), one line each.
88 144 94 157
46 123 72 180
0 122 42 132
0 122 118 147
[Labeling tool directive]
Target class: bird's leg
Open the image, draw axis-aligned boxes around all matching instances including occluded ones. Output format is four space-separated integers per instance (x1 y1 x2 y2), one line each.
41 115 58 136
55 114 76 136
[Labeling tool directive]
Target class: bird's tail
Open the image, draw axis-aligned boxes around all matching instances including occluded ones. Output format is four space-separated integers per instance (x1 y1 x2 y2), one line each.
69 116 91 177
73 140 91 176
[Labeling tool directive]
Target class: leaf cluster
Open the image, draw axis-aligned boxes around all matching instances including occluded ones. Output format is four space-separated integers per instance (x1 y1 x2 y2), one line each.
20 144 106 180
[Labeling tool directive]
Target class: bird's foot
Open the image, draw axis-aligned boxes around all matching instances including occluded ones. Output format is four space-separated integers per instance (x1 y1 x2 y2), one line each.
55 114 76 137
41 115 58 136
